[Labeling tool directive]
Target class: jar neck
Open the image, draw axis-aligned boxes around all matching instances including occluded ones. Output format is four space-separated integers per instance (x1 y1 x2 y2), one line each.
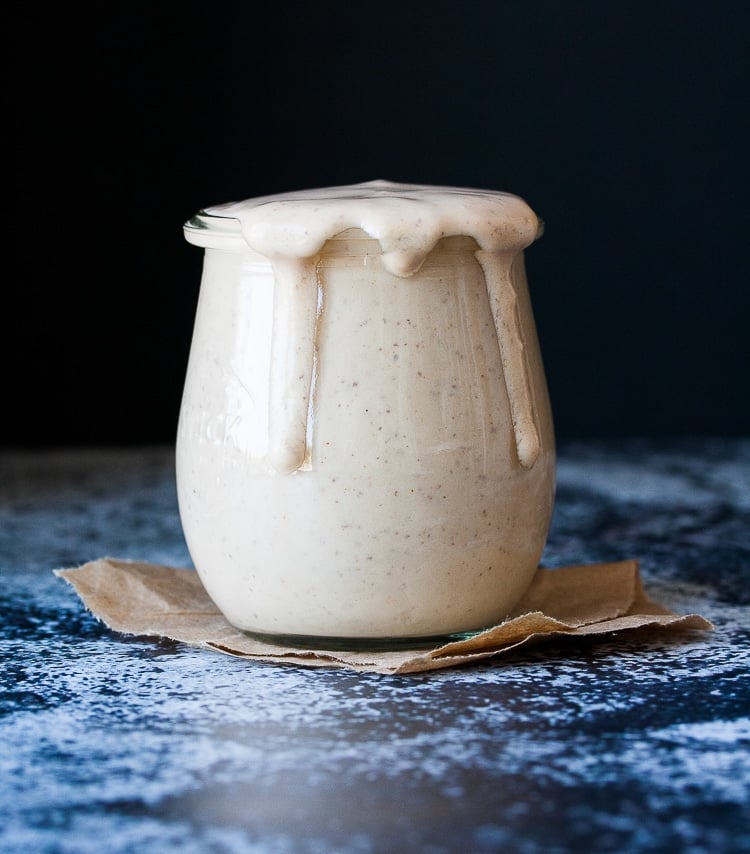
186 218 481 266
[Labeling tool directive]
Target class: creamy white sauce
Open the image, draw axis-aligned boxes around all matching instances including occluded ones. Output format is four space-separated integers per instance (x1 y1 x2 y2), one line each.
205 180 542 473
178 181 555 638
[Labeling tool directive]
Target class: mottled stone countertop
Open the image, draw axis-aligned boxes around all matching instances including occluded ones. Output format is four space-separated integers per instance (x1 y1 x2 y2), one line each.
1 440 748 852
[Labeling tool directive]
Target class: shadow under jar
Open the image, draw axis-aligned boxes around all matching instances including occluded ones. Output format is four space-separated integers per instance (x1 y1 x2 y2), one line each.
177 182 555 648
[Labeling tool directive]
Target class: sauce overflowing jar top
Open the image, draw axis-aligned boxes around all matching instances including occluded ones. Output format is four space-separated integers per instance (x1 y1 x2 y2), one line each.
184 180 544 473
186 179 542 276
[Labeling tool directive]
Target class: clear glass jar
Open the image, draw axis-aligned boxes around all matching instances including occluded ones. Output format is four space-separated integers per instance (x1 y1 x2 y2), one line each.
177 211 555 647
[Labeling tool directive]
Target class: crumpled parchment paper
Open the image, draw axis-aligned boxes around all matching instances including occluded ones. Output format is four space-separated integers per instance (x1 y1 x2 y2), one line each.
54 558 711 674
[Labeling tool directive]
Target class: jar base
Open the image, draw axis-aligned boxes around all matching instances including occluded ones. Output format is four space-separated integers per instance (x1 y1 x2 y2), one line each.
242 628 486 652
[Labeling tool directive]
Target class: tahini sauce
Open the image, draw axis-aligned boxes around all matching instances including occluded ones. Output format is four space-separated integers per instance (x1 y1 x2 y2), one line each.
177 180 554 639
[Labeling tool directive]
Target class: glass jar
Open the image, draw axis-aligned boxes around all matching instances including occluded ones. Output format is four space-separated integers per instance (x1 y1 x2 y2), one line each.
177 184 555 646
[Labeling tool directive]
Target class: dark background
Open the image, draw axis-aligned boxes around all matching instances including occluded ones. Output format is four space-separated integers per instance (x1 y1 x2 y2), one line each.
10 1 749 446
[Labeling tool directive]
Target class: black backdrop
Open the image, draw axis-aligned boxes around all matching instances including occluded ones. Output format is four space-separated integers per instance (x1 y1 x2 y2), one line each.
10 2 749 446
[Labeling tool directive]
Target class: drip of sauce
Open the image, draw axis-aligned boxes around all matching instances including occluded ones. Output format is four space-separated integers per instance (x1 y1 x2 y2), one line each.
204 180 542 473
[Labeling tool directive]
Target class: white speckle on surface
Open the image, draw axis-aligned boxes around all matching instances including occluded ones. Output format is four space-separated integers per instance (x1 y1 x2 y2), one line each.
1 442 748 852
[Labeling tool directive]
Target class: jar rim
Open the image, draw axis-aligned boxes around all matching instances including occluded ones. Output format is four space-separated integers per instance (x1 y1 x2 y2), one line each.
183 212 540 254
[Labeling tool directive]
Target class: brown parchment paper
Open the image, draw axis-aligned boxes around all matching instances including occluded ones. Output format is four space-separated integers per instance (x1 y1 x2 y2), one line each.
54 558 712 674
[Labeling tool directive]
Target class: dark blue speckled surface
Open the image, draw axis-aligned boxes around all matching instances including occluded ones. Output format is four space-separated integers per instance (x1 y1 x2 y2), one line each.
1 440 749 853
